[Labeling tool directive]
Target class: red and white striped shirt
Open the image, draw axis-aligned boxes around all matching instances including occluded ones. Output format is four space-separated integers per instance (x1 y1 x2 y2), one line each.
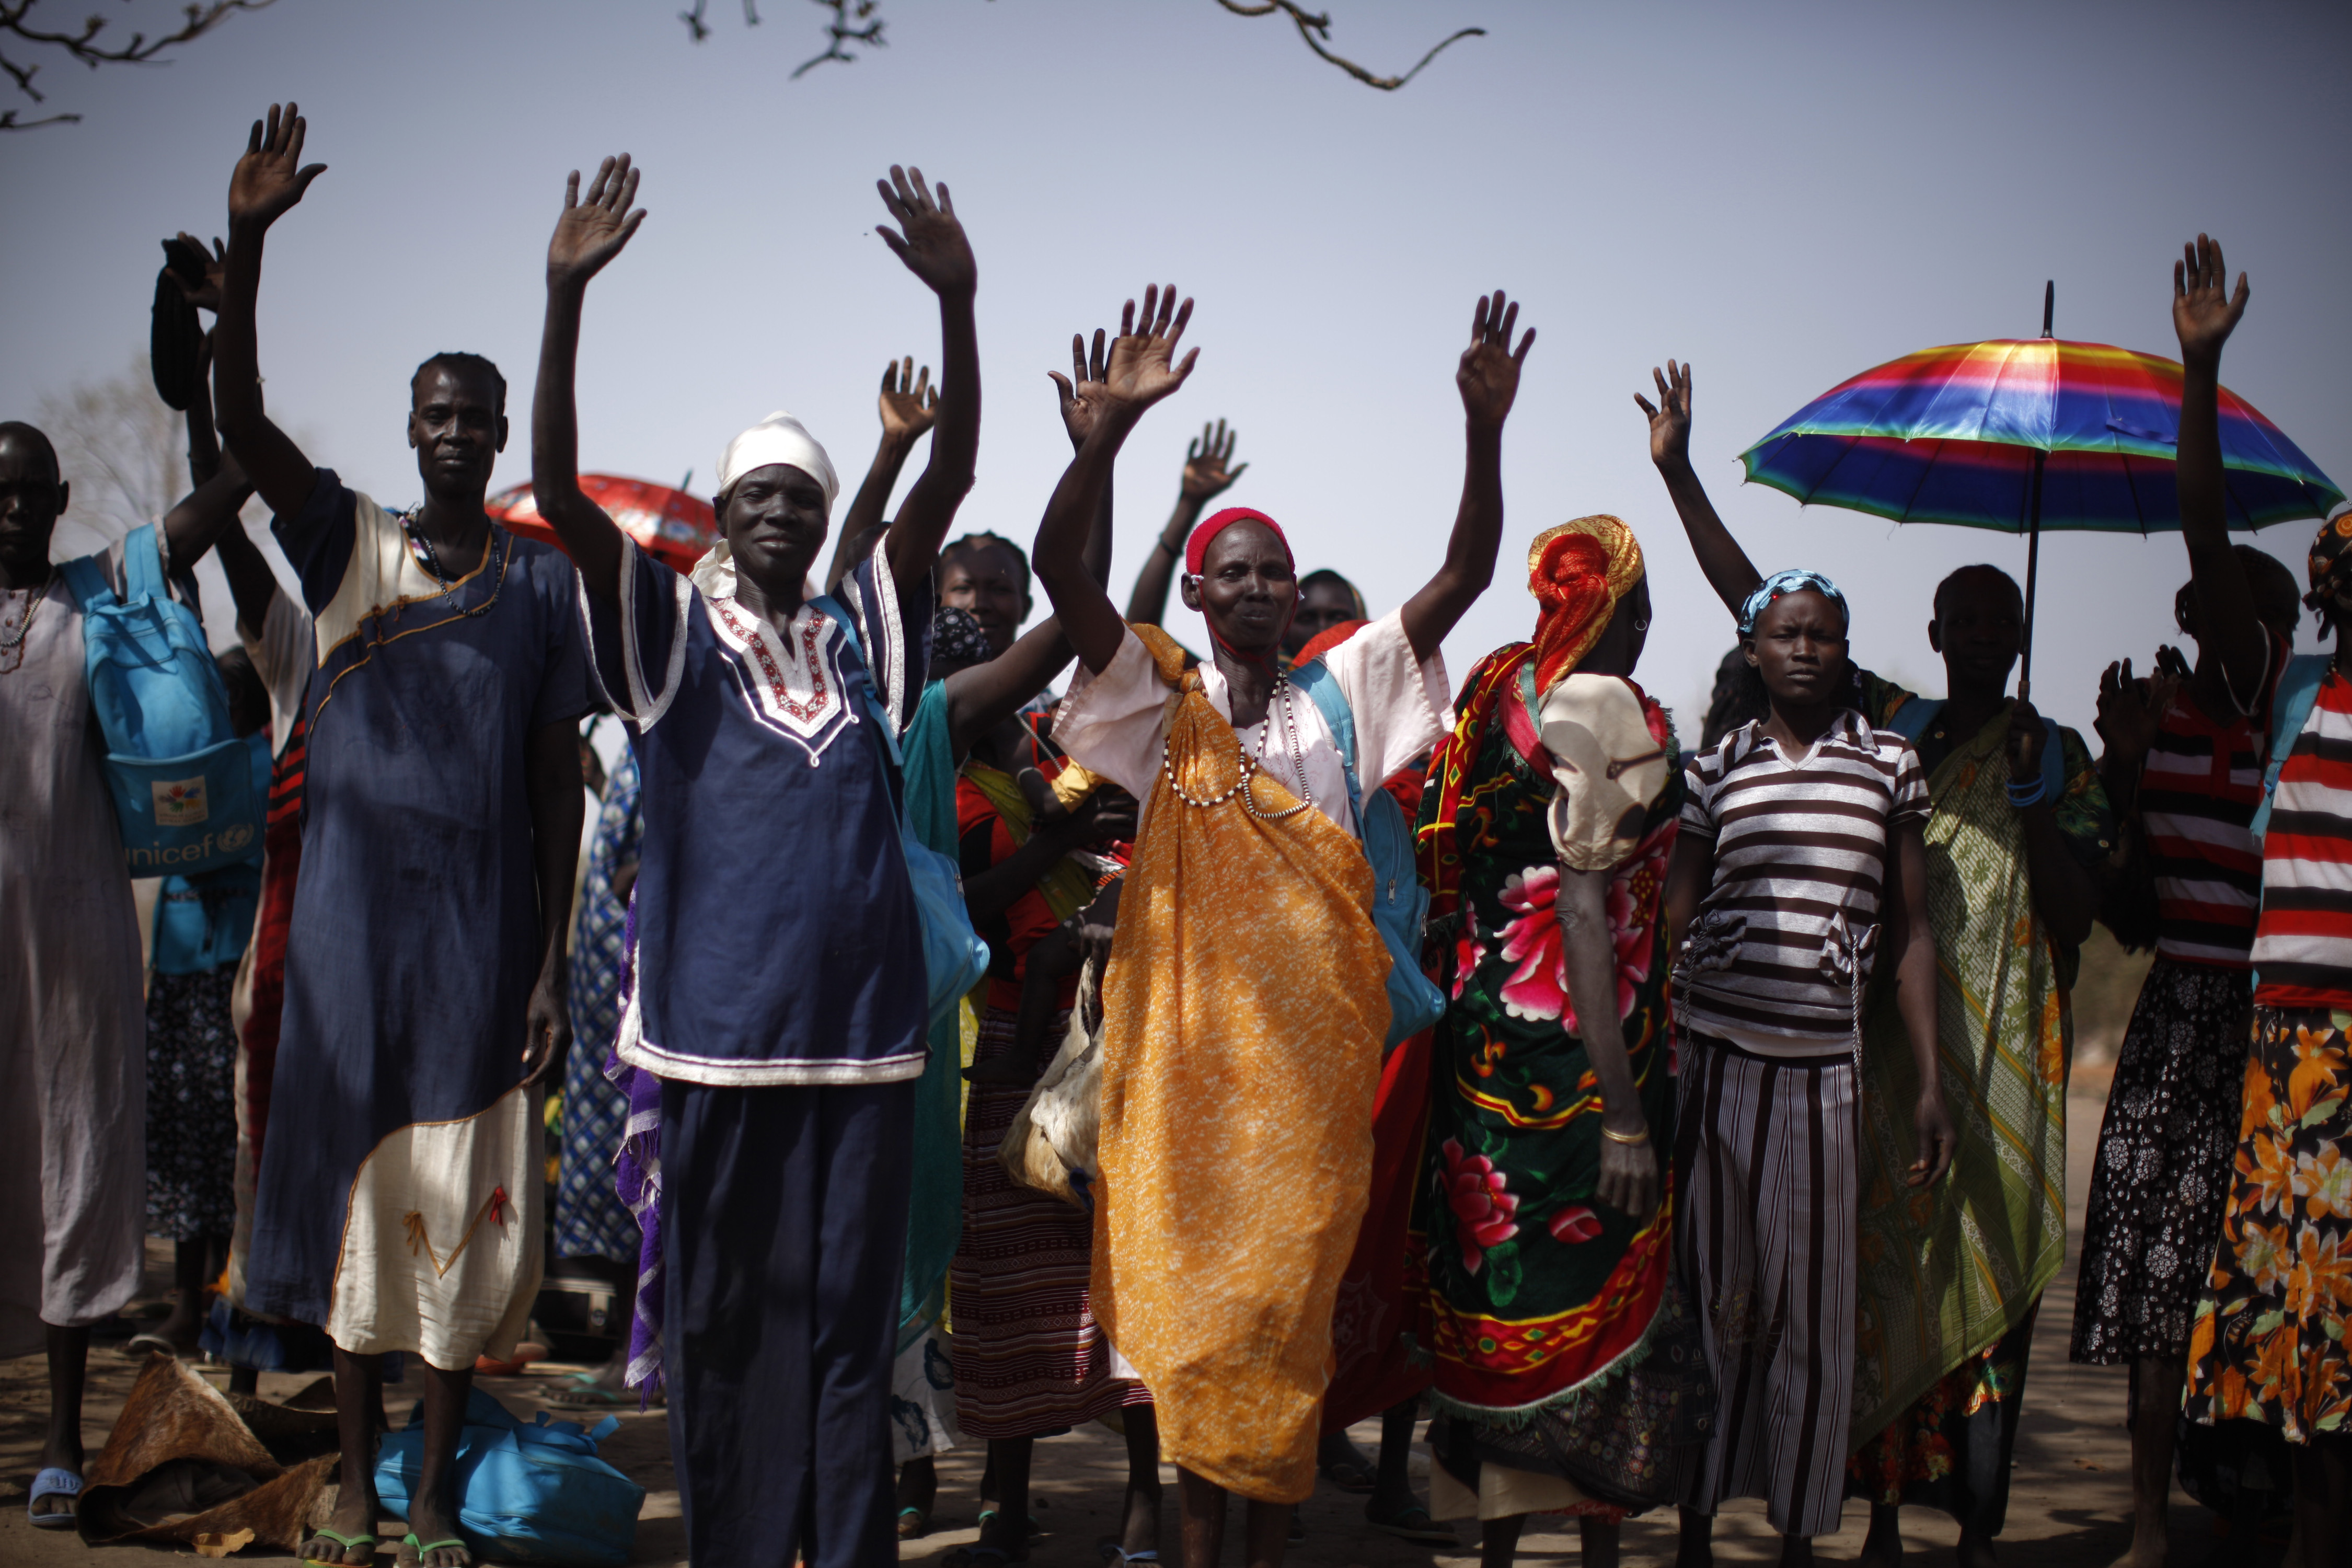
2251 665 2352 1008
2141 642 2285 967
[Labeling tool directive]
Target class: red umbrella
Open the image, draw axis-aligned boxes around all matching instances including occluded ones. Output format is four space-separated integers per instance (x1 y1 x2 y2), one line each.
488 474 717 574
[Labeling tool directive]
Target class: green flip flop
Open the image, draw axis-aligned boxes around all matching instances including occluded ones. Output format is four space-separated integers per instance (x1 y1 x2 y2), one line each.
303 1527 379 1563
399 1532 469 1566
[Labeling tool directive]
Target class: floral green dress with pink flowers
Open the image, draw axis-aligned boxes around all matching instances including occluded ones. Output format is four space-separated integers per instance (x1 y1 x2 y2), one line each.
1413 650 1708 1514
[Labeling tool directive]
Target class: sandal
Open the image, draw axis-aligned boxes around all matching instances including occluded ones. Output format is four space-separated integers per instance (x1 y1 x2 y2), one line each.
1366 1501 1459 1546
897 1505 930 1540
1318 1456 1377 1493
1097 1546 1160 1564
28 1467 82 1530
302 1526 380 1562
398 1532 470 1566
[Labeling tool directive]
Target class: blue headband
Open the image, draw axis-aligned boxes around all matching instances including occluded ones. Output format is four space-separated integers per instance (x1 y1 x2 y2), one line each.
1738 568 1850 637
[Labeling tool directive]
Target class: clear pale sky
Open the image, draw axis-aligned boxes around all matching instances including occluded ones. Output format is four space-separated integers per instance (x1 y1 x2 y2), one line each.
5 0 2348 744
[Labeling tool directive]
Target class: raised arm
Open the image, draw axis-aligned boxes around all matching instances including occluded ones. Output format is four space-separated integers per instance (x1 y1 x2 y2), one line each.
1397 290 1533 660
159 449 255 571
941 340 1126 754
532 155 648 606
873 167 979 594
169 243 229 487
1636 361 1761 618
212 103 329 523
1032 284 1198 675
825 357 935 592
1124 417 1243 625
2172 235 2267 708
212 517 283 640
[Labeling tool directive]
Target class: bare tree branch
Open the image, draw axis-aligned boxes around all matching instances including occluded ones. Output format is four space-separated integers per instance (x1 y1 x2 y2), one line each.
789 0 881 78
683 0 1473 90
679 0 765 43
1 0 276 130
1213 0 1482 89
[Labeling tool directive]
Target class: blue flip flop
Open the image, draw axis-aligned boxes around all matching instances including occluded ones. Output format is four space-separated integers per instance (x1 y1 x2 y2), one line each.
28 1467 82 1530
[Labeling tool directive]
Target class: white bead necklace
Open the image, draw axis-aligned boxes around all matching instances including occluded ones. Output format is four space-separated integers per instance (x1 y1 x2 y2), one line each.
1161 671 1314 819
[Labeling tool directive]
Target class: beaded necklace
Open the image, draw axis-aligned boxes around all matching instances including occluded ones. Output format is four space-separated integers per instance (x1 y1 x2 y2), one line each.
0 577 44 668
1161 671 1315 820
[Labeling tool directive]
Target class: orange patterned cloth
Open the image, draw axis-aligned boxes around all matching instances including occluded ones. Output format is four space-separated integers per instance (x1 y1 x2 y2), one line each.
1089 625 1394 1502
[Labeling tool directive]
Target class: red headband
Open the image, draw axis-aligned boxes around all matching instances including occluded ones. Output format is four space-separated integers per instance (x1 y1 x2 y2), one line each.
1185 507 1293 577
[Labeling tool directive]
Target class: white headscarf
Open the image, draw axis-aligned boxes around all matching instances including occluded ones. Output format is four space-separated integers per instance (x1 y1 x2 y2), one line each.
716 411 839 510
691 411 839 601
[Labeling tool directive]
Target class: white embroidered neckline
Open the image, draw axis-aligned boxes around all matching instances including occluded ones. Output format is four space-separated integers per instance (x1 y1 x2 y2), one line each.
702 592 857 764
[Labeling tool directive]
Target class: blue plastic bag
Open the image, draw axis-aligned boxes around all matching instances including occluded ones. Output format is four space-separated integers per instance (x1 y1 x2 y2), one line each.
57 523 261 876
373 1388 644 1567
815 593 991 1027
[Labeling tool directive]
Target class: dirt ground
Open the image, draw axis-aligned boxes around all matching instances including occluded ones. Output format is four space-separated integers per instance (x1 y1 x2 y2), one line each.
0 1090 2265 1566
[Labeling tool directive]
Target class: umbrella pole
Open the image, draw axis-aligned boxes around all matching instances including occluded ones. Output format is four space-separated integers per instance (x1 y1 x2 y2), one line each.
2017 279 2055 705
2020 452 2044 703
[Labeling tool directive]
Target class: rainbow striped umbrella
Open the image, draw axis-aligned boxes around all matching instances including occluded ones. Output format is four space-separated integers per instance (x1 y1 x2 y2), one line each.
1740 337 2341 534
1739 309 2341 693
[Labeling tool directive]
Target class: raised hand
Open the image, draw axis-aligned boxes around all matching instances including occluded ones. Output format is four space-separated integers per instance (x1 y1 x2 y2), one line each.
170 233 228 314
1181 419 1246 501
875 165 976 299
1097 282 1199 418
2173 233 2249 367
879 356 937 443
1457 288 1535 429
548 155 647 290
1048 328 1114 451
227 102 327 232
1634 360 1694 469
2094 657 2176 768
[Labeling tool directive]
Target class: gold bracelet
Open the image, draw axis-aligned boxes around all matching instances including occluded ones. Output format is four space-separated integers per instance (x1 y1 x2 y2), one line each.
1600 1123 1649 1146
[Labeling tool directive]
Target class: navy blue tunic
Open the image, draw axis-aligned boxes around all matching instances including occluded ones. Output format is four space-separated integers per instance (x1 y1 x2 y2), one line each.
583 537 931 1085
245 470 592 1329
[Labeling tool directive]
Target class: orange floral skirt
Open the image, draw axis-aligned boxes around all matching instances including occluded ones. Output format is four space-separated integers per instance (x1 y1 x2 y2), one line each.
2184 1006 2352 1443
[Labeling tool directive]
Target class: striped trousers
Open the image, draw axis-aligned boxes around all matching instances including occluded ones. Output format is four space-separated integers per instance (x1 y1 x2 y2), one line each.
1675 1033 1859 1540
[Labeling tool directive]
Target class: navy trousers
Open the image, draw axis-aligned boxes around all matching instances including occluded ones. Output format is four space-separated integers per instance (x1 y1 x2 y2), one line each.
660 1078 915 1568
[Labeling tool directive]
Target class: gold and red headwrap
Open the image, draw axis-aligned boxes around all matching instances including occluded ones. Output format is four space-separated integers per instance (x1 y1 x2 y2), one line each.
1526 514 1644 693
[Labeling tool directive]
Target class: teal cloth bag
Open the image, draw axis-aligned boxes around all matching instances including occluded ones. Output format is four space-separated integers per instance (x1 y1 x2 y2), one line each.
373 1388 644 1567
1292 662 1444 1047
894 678 967 1342
150 733 272 974
57 523 262 876
811 594 991 1029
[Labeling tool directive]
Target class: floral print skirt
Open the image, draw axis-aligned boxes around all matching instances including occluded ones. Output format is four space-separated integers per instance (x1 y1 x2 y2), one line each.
2185 1005 2352 1442
2071 956 2252 1364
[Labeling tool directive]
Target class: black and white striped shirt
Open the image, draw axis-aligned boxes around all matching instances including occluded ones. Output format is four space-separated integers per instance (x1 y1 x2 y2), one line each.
1677 711 1931 1055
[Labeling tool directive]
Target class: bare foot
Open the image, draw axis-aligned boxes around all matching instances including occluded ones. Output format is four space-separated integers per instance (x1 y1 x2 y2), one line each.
402 1489 472 1567
303 1486 379 1564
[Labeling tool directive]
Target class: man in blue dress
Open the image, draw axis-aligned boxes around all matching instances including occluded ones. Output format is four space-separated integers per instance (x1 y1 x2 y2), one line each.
213 103 590 1568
